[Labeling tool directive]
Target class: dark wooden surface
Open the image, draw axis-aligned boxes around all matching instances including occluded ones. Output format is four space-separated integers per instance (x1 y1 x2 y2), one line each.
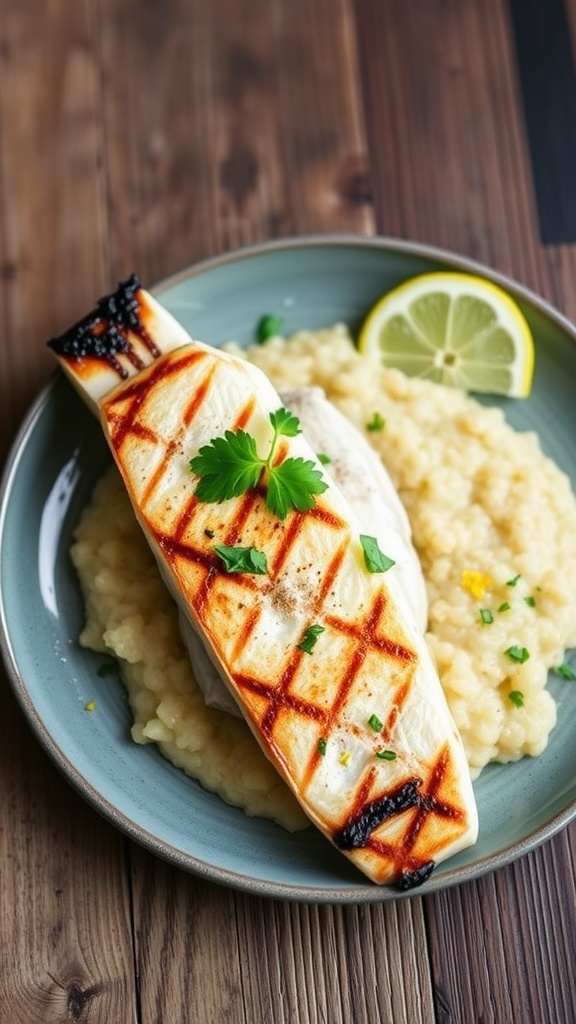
1 2 576 1021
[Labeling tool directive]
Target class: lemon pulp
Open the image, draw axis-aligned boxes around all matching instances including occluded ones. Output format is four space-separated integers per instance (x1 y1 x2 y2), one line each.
358 272 535 397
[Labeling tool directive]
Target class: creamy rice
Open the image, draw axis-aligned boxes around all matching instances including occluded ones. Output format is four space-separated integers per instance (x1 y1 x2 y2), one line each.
71 325 576 825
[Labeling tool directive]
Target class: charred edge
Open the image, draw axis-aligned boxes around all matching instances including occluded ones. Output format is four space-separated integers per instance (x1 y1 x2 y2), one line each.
398 860 435 891
47 273 158 367
333 779 422 850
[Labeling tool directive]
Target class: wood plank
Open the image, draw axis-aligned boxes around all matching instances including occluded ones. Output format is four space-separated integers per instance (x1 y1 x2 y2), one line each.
0 687 137 1023
98 0 372 289
426 826 576 1024
0 0 109 453
0 2 137 1020
129 856 247 1023
354 0 548 293
130 857 436 1024
232 895 436 1023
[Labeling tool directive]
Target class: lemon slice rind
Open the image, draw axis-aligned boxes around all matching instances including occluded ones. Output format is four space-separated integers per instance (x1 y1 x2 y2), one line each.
358 272 535 398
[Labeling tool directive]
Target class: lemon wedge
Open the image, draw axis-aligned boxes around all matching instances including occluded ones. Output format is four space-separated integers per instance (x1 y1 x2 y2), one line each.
358 272 535 397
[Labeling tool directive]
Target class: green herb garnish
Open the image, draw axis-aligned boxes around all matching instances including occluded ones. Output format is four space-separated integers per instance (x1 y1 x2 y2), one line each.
190 409 328 520
366 412 385 432
360 535 396 574
317 453 332 465
506 574 521 587
318 738 327 756
524 596 536 608
214 544 268 575
508 690 525 707
505 645 530 664
376 749 397 761
479 608 494 625
553 663 576 681
257 314 283 343
498 602 511 613
297 624 325 655
368 713 383 732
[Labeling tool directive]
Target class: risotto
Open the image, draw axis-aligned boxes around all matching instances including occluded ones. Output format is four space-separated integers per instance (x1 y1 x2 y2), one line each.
71 325 576 826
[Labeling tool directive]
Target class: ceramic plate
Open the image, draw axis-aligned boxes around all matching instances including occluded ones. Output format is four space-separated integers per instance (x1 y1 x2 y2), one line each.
2 235 576 902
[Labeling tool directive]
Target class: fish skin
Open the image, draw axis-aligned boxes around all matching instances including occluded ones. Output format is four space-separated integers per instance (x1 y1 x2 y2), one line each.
48 278 478 888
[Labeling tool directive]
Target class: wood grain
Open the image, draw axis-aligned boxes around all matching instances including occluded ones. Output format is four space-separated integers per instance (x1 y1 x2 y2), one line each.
98 0 372 289
355 0 547 289
0 0 108 452
426 828 576 1024
130 855 436 1024
0 688 136 1023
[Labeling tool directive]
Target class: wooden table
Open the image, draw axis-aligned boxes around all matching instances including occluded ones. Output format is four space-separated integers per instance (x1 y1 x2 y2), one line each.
1 2 576 1021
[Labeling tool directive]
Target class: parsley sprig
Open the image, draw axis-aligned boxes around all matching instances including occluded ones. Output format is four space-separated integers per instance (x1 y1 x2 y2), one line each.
189 409 328 520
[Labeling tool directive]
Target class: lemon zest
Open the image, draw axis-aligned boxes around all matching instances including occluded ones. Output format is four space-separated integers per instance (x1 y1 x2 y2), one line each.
462 569 493 600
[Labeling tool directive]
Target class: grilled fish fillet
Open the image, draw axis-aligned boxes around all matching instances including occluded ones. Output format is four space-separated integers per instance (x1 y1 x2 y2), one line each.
48 275 478 889
184 385 428 717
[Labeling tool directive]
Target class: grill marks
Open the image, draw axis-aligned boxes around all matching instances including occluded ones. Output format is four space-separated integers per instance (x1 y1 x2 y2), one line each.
189 489 265 620
332 743 462 883
105 348 212 451
182 365 220 428
334 778 422 851
401 746 463 848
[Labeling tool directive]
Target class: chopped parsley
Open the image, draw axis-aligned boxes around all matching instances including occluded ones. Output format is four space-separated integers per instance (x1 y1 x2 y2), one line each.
508 690 525 707
553 663 576 681
214 544 268 575
506 574 521 587
479 608 494 625
505 645 530 664
498 602 511 613
360 535 396 574
317 453 332 465
366 412 385 432
318 738 327 756
256 313 283 343
524 596 536 608
368 713 383 732
297 623 325 655
376 749 397 761
189 408 328 520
